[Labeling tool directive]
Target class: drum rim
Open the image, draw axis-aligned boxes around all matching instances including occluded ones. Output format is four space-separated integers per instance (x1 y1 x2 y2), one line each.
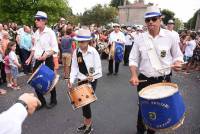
27 63 44 84
139 82 179 100
72 97 97 110
45 74 60 94
67 91 97 110
145 114 185 131
70 83 92 92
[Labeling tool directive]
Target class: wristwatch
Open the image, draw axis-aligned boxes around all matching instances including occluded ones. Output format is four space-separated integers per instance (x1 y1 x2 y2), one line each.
16 100 28 111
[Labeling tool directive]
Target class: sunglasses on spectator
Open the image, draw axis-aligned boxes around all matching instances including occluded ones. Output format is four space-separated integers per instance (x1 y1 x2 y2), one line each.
35 18 44 21
145 17 159 23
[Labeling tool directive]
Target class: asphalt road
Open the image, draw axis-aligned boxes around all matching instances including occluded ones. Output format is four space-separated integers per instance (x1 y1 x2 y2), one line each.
0 60 200 134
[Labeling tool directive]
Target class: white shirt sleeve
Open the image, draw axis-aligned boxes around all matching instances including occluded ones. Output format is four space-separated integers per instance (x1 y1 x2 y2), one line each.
129 37 140 67
93 50 102 79
0 103 28 134
49 30 59 53
170 37 184 63
70 50 79 83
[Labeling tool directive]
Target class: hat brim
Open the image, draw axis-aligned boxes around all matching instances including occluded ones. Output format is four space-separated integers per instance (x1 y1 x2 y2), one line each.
73 36 92 41
35 15 47 19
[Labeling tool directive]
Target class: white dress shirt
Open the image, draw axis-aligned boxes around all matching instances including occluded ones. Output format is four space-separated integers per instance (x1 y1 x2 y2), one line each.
0 103 28 134
32 26 59 59
108 31 126 44
125 33 134 46
129 28 183 77
70 46 102 83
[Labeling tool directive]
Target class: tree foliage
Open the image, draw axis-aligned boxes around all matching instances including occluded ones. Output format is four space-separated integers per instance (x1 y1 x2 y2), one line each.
0 0 72 25
161 9 175 25
110 0 131 8
186 9 200 30
174 18 183 31
80 4 118 26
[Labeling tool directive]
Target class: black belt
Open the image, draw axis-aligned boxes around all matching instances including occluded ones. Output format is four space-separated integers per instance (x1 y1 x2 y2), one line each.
139 73 171 82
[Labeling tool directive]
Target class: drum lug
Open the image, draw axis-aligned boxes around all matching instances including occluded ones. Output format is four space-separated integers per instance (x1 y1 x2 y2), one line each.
78 98 82 102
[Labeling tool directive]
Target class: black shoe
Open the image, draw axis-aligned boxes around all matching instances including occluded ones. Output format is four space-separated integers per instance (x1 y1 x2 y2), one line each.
136 131 145 134
77 124 87 132
84 125 93 134
107 72 113 76
114 72 118 75
46 102 57 109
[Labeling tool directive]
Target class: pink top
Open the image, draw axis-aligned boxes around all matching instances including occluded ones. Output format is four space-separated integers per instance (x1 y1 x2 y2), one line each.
4 55 10 71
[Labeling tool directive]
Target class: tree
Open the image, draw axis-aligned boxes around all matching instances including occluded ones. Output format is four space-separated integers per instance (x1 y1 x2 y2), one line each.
0 0 72 25
161 9 175 25
110 0 131 8
80 4 118 26
186 9 200 30
174 18 184 31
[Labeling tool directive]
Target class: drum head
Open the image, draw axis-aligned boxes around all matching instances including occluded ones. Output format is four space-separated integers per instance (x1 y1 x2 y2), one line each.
139 83 178 100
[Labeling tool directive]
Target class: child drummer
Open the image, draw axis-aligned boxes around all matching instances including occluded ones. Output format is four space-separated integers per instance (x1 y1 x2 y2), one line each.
67 28 102 134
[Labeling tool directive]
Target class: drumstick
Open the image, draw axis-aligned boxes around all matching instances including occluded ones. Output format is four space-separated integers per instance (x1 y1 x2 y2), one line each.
139 80 147 83
72 73 100 85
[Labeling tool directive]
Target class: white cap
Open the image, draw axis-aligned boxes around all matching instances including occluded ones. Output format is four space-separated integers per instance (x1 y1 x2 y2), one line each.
73 29 92 41
168 19 175 24
60 17 65 21
127 27 132 31
35 11 48 19
113 23 120 27
144 6 162 19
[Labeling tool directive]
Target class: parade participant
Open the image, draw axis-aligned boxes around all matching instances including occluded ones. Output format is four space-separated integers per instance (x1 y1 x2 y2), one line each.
26 11 59 109
129 6 183 134
0 93 41 134
61 28 73 79
107 23 125 75
124 27 134 66
68 29 102 134
167 19 180 44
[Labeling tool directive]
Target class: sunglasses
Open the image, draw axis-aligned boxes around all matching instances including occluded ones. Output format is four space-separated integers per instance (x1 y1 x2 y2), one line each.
145 17 159 23
35 18 44 21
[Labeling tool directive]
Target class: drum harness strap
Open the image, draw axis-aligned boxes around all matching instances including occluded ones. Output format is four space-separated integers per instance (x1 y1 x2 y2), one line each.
76 48 89 76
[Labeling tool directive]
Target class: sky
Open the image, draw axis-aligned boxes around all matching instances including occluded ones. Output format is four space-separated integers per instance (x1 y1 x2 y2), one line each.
68 0 200 22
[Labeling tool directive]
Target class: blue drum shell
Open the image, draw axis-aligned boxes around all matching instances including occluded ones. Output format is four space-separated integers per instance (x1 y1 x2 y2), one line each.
139 90 185 130
29 64 55 94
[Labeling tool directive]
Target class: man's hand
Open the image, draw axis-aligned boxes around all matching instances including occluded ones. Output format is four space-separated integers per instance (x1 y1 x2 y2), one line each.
18 93 41 115
129 76 139 86
87 75 94 82
37 53 48 61
172 61 183 72
25 57 31 65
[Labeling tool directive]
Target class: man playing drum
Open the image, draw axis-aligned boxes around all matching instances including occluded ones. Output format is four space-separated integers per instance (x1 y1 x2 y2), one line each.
68 28 102 134
107 23 126 75
129 6 183 134
26 11 59 109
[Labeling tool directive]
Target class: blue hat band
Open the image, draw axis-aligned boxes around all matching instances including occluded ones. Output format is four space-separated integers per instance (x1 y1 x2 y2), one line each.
77 35 91 39
145 12 161 18
35 15 47 19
